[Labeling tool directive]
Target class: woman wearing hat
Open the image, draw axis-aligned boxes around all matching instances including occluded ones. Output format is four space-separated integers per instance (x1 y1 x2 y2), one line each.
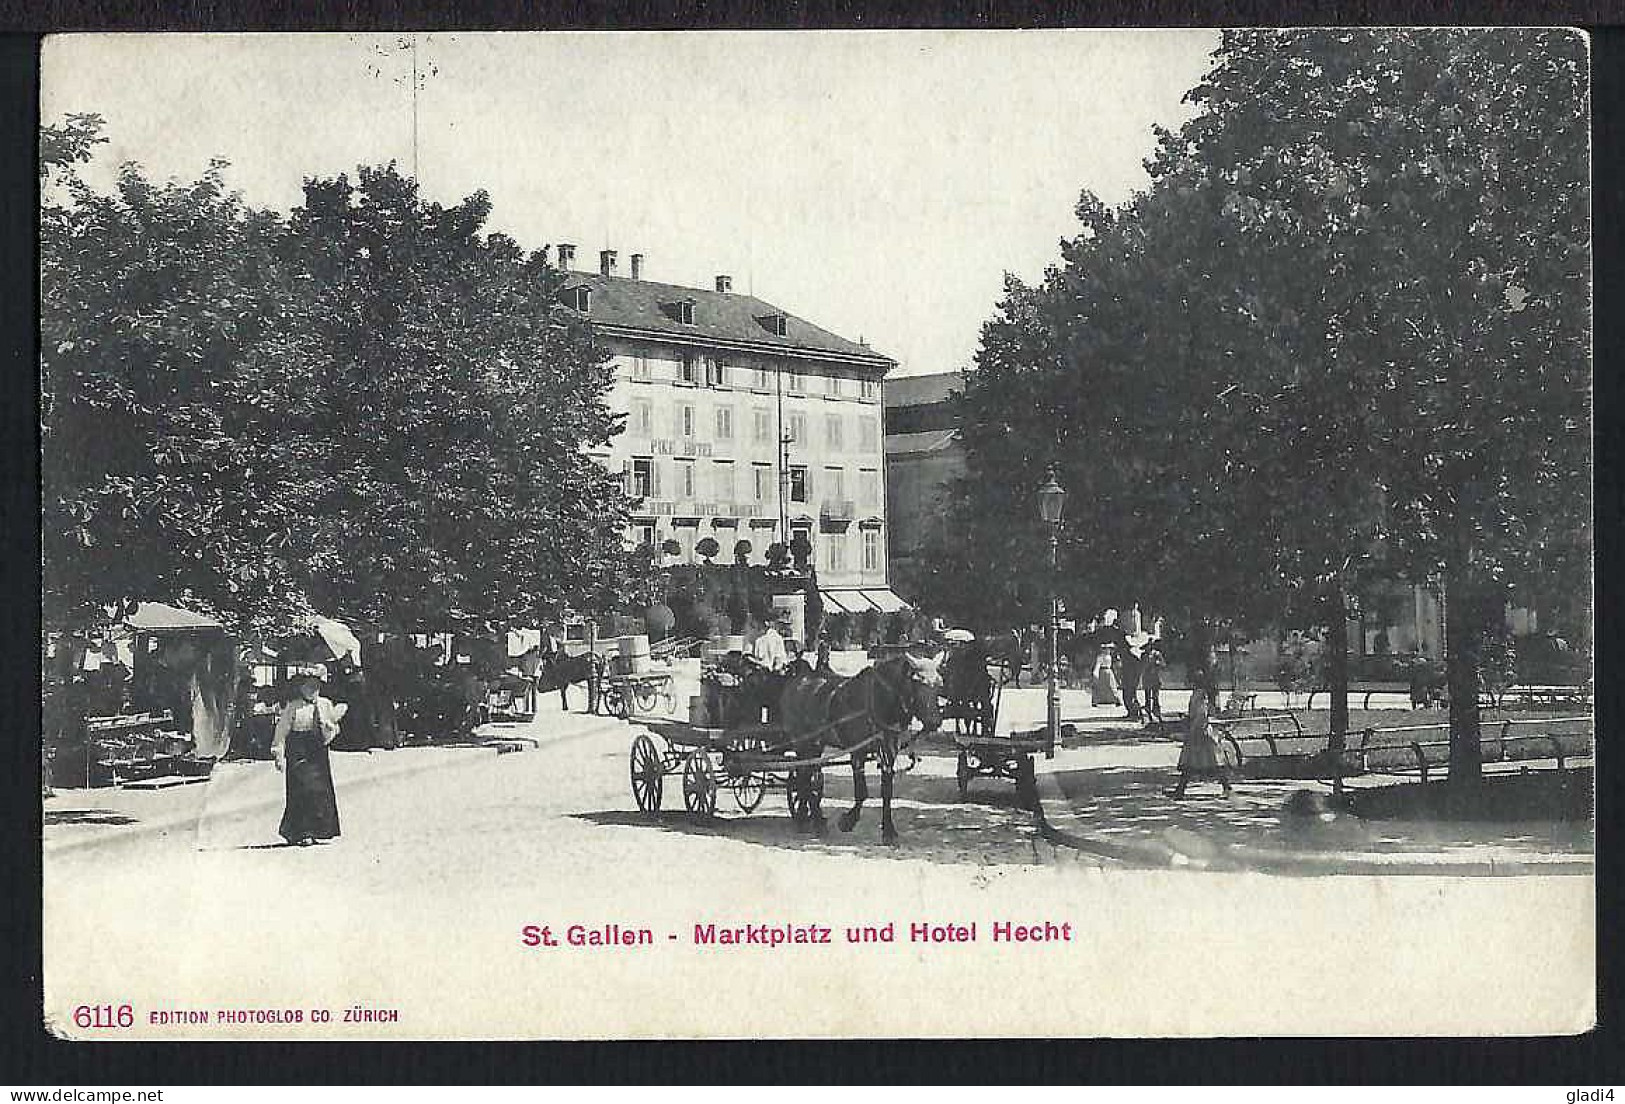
272 665 348 846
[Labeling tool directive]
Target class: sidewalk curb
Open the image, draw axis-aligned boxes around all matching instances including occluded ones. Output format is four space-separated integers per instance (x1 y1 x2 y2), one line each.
45 715 630 856
1033 764 1594 877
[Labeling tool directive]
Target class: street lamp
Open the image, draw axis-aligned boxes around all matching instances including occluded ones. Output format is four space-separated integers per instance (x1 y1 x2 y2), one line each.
1037 468 1067 756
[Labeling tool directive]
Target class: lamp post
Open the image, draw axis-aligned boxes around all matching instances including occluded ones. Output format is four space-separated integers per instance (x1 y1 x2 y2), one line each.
1037 468 1067 755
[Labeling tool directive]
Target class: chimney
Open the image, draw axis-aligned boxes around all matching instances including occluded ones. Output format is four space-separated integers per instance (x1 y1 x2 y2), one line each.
600 249 618 277
557 243 576 271
631 253 644 281
715 274 733 293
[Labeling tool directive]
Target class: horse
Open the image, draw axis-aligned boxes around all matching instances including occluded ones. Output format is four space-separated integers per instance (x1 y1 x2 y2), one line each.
776 652 944 844
535 650 606 713
984 629 1026 687
940 639 995 739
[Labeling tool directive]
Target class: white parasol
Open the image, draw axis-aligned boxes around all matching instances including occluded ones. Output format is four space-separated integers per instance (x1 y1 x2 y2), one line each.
312 617 363 667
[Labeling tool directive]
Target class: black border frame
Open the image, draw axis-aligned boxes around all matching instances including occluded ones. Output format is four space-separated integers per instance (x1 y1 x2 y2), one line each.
3 1 1620 1084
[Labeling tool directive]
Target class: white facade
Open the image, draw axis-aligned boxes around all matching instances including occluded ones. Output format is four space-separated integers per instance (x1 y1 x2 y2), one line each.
600 337 889 589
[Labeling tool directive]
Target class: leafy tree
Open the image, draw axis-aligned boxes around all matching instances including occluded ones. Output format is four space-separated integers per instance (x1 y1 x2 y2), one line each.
41 154 307 637
42 135 638 642
947 29 1589 787
269 165 633 632
1156 28 1590 782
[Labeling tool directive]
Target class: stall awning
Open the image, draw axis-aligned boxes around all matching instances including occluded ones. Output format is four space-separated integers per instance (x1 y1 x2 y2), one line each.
124 602 224 633
819 590 868 614
860 588 910 613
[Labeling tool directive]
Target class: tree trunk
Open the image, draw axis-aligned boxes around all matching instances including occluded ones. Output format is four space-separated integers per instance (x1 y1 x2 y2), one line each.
1443 571 1498 789
1326 587 1349 756
1190 617 1215 690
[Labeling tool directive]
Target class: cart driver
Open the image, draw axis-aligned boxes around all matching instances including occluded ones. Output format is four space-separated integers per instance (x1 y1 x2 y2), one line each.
751 613 790 672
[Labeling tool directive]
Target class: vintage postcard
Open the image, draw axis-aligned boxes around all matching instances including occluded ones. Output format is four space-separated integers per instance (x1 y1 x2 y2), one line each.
39 29 1594 1040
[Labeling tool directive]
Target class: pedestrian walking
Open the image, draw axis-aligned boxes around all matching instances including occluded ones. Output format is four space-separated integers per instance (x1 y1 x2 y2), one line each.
1141 645 1165 725
1165 674 1233 798
272 664 348 846
1091 609 1122 706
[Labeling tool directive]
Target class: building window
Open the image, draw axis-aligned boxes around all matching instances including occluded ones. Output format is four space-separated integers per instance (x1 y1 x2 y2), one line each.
858 416 878 449
787 368 804 394
787 412 805 444
566 286 591 312
752 366 770 390
752 407 773 443
632 398 653 437
827 533 847 572
826 374 841 397
679 354 699 385
752 463 772 502
634 521 657 548
715 405 733 441
680 404 697 438
826 413 843 449
825 466 845 502
677 299 696 326
632 355 651 382
862 528 881 572
706 358 727 388
789 465 808 503
631 457 654 499
859 468 879 506
676 459 696 499
712 460 735 501
860 377 877 400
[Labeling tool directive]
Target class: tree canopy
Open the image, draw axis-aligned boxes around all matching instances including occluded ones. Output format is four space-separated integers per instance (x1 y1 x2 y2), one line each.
42 133 635 639
934 29 1590 777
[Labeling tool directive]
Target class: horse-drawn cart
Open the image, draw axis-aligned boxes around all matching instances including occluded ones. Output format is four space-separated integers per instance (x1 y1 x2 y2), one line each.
599 667 678 719
630 718 867 824
626 652 946 841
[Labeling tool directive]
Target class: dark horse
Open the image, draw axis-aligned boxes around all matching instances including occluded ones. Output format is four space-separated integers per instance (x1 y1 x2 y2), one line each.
535 650 606 713
777 653 944 844
705 654 792 729
940 640 995 739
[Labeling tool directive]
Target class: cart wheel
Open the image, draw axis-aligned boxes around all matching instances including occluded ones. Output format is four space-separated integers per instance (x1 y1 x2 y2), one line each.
956 751 973 796
682 750 718 820
787 764 824 823
633 682 661 714
629 734 664 816
730 737 767 813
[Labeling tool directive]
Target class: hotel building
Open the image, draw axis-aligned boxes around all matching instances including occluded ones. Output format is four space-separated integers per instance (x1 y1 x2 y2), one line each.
560 246 907 615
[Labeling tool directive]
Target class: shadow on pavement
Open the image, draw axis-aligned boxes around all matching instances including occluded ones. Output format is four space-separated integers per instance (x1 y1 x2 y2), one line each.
1048 764 1595 864
44 809 139 827
574 764 1046 866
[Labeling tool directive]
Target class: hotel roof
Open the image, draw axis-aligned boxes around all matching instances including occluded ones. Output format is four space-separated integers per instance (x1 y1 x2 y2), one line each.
558 271 895 372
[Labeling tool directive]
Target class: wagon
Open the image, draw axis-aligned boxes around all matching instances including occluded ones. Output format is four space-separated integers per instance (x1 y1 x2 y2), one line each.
628 707 895 824
599 666 678 719
941 638 1050 811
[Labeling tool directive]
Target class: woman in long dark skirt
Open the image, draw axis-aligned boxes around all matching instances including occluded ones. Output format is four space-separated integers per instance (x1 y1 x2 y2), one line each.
1165 675 1234 798
272 666 348 845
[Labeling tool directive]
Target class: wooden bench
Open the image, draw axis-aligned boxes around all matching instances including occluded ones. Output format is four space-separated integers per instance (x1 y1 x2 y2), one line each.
1351 715 1593 785
1212 712 1325 779
1487 684 1594 710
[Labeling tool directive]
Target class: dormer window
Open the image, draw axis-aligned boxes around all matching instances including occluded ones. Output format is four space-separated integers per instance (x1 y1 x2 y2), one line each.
564 286 591 312
679 299 696 326
760 312 789 337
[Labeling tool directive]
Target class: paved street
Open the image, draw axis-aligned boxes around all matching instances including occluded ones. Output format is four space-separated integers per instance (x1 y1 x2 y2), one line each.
43 691 1595 1040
